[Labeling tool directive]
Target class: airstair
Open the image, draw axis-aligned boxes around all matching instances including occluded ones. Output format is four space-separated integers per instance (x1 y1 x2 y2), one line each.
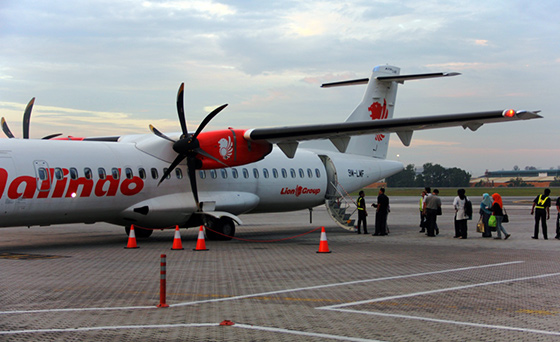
325 181 357 231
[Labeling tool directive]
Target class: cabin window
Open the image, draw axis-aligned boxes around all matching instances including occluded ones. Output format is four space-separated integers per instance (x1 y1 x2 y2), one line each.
299 168 305 178
242 168 249 179
84 168 92 180
175 168 183 179
69 167 78 180
98 168 106 180
315 168 321 178
53 167 63 180
263 168 269 178
210 170 217 179
38 167 48 181
221 169 227 179
199 170 206 179
307 168 313 178
125 168 133 179
111 168 120 180
163 168 171 179
253 168 259 179
281 168 287 178
272 168 278 178
290 168 296 178
151 168 158 180
232 168 238 179
138 168 146 179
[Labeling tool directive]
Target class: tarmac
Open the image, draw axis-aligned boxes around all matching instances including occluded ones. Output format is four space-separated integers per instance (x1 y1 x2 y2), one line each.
1 196 560 341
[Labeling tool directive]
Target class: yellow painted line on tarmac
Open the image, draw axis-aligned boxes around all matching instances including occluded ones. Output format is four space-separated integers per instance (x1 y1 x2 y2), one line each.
516 309 558 316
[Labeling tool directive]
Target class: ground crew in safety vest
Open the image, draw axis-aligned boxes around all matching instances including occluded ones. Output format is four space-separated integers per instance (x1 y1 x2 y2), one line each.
531 188 551 240
356 190 368 234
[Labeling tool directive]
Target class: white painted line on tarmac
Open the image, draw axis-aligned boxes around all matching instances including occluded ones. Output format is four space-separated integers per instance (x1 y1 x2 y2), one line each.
233 323 385 342
0 260 522 315
326 309 560 337
318 271 560 310
169 260 524 308
318 272 560 336
0 322 385 341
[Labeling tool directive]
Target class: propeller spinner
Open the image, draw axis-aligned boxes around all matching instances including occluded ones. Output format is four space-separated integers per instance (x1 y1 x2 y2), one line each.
150 83 228 211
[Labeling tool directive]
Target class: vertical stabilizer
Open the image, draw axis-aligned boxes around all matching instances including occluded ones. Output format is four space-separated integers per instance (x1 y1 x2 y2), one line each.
343 65 400 159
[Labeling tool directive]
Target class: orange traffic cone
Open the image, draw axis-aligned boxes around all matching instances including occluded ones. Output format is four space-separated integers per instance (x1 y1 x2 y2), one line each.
316 226 331 253
193 226 209 251
125 225 139 249
171 225 184 250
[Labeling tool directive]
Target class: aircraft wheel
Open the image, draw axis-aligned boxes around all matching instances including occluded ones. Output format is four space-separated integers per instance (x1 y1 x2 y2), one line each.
206 217 235 241
124 226 153 239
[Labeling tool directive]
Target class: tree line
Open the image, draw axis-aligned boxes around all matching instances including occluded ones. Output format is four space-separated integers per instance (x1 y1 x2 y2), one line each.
386 163 471 188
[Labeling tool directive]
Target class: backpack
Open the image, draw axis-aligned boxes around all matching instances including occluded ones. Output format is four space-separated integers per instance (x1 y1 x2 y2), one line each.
464 197 473 219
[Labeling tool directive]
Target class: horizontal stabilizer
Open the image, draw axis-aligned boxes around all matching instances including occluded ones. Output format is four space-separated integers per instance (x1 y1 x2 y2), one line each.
321 78 369 88
321 72 460 88
377 72 460 84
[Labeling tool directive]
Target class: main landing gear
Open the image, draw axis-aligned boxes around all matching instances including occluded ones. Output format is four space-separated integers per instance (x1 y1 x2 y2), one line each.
205 217 236 241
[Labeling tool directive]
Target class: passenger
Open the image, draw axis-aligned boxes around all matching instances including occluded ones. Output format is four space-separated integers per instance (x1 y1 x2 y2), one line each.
372 187 390 236
556 196 560 240
424 189 441 237
419 190 427 233
480 193 493 238
491 193 510 240
531 188 551 239
356 190 368 234
453 189 468 239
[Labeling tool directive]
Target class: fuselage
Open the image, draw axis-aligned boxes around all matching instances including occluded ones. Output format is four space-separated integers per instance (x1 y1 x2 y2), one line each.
0 136 402 229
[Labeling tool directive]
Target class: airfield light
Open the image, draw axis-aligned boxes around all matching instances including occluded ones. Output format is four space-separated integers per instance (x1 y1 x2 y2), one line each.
503 109 516 117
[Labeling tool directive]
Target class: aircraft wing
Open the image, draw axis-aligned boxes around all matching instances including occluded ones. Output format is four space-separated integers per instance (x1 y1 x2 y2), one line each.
243 109 541 156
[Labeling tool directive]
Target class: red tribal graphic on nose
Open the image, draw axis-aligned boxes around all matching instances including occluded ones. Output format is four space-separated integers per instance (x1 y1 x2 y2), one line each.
368 99 388 141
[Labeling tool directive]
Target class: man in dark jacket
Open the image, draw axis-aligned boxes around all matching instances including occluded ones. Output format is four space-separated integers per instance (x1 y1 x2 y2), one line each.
372 188 390 236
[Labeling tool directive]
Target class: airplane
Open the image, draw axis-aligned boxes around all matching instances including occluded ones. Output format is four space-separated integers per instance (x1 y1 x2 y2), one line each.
0 64 541 240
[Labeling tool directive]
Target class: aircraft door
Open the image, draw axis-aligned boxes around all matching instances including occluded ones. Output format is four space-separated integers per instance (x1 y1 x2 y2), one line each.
319 155 338 198
33 160 51 193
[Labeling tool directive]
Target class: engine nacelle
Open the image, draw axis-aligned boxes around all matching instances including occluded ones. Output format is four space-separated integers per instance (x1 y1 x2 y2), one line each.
197 129 272 169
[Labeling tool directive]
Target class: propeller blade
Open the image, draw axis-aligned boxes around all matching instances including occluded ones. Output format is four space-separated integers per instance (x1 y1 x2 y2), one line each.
157 154 186 186
22 97 35 139
1 118 15 138
187 157 200 210
192 104 228 140
195 147 229 168
149 124 176 143
42 133 63 140
176 83 188 137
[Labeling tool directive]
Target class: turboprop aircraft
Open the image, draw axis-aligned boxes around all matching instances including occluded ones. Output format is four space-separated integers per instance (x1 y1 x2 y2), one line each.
0 65 541 240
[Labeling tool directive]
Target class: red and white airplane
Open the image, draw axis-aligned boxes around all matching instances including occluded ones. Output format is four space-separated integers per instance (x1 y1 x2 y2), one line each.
0 65 541 240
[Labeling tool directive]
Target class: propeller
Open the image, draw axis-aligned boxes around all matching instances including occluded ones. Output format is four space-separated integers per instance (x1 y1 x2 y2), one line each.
150 83 228 210
1 98 62 139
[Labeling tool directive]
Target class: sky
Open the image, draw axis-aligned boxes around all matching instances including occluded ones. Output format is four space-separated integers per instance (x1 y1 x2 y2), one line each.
1 0 558 177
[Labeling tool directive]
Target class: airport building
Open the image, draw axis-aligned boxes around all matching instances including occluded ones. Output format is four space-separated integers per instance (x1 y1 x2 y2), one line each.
470 169 560 188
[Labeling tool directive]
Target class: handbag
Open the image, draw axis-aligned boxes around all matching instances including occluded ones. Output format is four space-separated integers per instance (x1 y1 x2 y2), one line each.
476 216 485 233
488 215 497 228
502 208 509 223
436 206 442 216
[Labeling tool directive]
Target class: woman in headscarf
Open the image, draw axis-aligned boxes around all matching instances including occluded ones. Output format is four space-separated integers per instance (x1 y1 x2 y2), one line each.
480 193 493 238
491 193 510 240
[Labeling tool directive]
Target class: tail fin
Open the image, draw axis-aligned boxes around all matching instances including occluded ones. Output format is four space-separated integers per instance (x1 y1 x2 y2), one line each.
342 65 401 159
322 65 460 159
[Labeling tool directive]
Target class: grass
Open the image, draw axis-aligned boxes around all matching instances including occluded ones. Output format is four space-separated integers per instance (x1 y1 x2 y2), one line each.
358 187 558 197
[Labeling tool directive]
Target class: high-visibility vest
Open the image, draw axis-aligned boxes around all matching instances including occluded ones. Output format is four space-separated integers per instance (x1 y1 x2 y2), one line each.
357 197 365 210
536 195 549 209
